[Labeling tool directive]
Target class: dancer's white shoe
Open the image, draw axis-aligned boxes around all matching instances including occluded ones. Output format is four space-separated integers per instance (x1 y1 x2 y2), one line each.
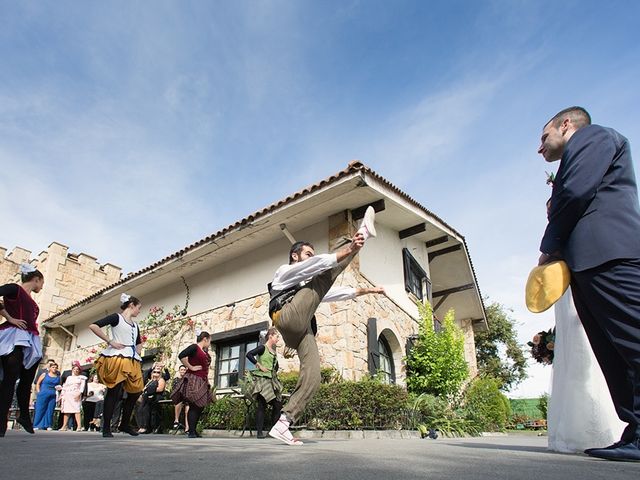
357 206 376 240
268 414 303 446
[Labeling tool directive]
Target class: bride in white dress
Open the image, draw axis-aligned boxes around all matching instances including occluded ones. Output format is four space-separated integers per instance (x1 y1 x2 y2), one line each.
547 288 625 452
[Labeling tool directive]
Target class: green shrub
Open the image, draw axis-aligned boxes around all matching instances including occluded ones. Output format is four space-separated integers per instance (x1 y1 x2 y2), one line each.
462 376 511 431
199 396 247 430
300 376 408 430
405 303 469 398
409 393 479 436
280 366 341 394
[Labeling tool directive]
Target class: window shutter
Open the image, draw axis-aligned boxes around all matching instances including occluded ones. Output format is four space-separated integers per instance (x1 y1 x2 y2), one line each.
367 317 379 376
402 248 412 294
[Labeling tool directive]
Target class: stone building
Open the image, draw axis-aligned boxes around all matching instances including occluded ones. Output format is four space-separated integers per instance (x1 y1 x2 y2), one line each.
7 162 487 390
0 242 122 361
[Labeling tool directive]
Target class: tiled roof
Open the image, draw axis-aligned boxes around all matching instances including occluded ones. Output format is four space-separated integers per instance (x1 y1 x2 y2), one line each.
45 161 485 323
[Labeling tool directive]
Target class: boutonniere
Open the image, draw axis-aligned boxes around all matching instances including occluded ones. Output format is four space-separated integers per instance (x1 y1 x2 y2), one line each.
545 171 556 186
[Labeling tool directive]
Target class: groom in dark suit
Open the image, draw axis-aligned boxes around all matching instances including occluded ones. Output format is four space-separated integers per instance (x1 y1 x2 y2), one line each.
538 106 640 461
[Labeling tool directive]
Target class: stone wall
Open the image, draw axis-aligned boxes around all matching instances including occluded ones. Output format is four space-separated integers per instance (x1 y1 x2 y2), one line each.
57 209 422 385
0 242 122 366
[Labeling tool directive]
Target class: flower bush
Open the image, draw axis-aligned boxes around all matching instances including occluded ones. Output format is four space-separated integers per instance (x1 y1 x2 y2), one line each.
138 304 195 363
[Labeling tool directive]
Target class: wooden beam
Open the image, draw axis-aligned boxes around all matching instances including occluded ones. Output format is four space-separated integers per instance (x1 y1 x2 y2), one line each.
471 318 485 324
210 321 269 342
350 199 386 220
399 223 426 239
434 294 450 311
432 283 475 298
428 244 462 262
425 235 449 248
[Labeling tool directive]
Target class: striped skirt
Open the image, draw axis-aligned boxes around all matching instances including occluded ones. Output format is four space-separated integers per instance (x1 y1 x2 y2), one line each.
171 374 214 409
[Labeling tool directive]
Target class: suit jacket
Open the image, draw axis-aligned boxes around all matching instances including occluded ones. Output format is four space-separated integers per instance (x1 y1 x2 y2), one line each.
541 124 640 271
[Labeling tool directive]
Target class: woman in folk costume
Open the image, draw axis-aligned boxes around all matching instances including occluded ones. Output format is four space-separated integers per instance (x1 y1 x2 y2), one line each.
171 331 214 438
246 327 283 439
88 293 144 437
0 264 45 437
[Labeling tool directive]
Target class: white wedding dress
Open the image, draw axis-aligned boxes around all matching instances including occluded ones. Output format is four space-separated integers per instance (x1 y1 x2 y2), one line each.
547 288 625 453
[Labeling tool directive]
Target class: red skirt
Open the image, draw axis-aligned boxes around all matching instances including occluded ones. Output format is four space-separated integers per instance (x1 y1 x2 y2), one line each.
170 374 214 408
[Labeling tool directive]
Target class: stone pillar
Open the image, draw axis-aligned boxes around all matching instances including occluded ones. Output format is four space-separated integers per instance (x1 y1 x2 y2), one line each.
460 318 478 377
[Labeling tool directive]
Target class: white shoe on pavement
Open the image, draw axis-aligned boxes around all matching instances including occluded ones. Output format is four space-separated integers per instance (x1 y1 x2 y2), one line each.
357 206 376 240
268 414 303 446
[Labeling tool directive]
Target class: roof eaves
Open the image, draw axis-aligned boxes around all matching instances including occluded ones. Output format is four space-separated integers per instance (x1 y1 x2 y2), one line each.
45 161 484 324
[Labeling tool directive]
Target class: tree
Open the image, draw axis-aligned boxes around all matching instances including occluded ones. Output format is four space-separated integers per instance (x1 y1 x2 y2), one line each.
473 300 528 391
538 393 549 420
406 302 468 398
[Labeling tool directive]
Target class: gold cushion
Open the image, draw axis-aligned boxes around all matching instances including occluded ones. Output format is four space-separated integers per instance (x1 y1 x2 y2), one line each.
525 260 571 313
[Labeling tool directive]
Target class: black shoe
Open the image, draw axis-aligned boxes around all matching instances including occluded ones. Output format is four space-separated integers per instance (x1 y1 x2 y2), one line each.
257 432 266 439
587 440 640 462
102 430 114 438
17 416 35 434
584 440 625 455
187 432 198 438
118 426 139 436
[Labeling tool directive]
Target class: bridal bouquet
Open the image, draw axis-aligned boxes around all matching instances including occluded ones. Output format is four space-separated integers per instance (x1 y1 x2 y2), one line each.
528 328 555 365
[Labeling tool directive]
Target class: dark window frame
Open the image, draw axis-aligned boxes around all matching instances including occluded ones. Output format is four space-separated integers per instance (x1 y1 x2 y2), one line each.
214 334 260 389
402 248 432 303
377 335 396 385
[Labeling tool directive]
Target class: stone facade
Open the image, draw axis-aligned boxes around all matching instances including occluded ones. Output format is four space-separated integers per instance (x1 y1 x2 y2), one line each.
58 208 477 386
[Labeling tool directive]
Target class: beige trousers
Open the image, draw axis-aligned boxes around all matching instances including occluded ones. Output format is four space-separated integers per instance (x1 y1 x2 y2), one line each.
276 254 355 423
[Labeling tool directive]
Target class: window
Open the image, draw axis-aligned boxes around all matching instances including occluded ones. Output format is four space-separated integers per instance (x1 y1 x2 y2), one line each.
402 248 431 302
377 336 395 384
433 315 442 333
216 337 259 388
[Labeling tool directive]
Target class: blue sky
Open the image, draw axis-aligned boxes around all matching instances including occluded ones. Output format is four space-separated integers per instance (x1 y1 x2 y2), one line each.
2 0 639 397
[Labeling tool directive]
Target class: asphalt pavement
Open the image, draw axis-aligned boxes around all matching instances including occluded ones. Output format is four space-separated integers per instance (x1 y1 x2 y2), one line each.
1 430 638 479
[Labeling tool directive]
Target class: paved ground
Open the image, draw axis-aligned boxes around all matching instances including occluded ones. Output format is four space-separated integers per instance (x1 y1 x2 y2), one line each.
1 430 638 479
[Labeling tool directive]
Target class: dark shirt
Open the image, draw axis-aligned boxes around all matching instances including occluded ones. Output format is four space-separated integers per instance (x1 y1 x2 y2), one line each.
178 344 211 379
246 345 266 365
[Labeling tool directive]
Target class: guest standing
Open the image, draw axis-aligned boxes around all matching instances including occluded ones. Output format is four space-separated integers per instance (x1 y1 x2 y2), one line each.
59 363 87 431
171 365 189 431
33 361 60 430
83 374 106 431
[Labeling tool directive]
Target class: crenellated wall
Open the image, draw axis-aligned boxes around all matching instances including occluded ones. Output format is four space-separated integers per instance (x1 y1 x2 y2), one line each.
0 242 122 366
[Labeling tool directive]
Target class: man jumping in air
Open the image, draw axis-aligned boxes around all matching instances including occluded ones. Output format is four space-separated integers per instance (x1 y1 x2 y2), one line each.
267 207 384 445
